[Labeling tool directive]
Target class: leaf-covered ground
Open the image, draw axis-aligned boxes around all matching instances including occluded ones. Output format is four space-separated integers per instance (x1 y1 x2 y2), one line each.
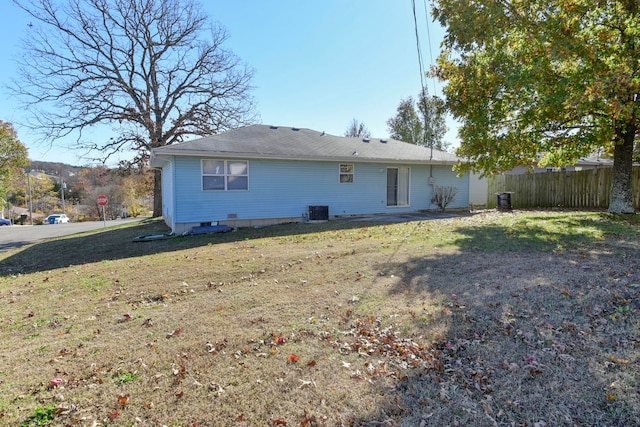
0 211 638 426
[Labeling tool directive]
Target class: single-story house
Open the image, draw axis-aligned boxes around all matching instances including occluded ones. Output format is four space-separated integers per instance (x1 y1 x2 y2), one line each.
150 125 483 234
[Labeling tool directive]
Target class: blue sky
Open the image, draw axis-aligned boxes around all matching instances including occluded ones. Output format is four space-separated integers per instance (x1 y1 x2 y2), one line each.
0 1 454 166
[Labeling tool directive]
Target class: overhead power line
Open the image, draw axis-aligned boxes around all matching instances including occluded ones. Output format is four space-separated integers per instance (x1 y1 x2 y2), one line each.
411 0 439 97
411 0 427 96
423 0 437 95
411 0 433 155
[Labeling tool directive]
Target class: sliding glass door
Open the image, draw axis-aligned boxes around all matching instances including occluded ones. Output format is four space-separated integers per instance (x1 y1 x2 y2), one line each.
387 167 410 206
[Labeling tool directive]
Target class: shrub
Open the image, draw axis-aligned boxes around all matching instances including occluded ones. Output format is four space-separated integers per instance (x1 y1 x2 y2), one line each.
431 186 458 211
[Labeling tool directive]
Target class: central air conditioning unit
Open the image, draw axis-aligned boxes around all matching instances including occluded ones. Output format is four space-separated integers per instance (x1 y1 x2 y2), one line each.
308 205 329 221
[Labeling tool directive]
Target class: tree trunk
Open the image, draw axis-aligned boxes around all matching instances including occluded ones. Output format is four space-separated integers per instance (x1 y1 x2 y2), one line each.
608 122 636 214
153 169 162 217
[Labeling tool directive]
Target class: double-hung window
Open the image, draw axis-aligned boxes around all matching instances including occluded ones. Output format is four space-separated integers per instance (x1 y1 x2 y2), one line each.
339 163 354 183
202 160 248 191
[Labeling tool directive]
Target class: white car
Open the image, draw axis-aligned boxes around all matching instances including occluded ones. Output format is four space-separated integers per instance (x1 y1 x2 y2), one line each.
43 214 70 224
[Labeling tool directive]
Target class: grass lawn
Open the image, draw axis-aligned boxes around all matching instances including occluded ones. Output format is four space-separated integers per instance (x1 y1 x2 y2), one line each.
0 210 638 426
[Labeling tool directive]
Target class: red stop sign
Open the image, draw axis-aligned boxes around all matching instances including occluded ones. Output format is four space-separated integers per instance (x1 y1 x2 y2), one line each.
97 195 109 206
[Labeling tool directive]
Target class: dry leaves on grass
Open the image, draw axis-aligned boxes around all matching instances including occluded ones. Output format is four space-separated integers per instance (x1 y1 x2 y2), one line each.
322 315 447 375
2 211 639 426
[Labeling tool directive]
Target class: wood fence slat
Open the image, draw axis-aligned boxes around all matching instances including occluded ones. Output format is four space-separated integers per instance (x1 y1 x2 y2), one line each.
487 167 640 210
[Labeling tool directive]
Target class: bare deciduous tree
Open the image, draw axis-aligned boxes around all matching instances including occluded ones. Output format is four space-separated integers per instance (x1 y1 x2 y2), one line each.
344 118 372 138
13 0 256 216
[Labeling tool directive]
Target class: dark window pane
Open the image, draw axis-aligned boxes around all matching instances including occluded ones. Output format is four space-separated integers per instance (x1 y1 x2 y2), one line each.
203 176 225 190
227 176 248 190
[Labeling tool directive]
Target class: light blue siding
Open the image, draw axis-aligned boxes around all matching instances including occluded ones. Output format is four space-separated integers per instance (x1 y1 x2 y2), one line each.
425 166 470 210
169 157 470 224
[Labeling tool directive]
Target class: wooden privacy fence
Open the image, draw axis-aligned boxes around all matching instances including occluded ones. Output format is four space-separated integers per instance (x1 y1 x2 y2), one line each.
487 167 640 209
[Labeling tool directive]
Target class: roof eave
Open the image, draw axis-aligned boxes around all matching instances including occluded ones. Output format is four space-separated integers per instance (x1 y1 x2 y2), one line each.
150 149 458 165
149 153 171 169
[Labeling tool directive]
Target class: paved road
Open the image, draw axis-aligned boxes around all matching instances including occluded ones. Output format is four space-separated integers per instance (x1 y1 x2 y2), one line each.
0 217 148 252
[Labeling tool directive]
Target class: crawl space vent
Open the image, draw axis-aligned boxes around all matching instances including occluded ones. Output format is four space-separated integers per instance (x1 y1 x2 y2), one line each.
308 206 329 221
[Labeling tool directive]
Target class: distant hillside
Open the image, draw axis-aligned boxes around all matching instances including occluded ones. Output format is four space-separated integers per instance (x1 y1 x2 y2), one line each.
29 160 90 177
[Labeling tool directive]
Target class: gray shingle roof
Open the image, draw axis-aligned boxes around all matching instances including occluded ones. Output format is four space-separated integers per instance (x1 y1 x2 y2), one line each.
150 124 459 166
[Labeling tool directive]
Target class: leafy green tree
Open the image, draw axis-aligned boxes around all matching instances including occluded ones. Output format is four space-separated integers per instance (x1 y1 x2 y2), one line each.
387 91 449 151
418 91 449 152
387 98 422 145
0 121 29 214
114 174 151 217
10 173 57 214
13 0 256 217
28 173 57 212
432 0 639 213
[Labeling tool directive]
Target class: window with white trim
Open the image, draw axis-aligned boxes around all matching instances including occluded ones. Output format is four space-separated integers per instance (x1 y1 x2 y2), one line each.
339 163 354 183
202 160 248 191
